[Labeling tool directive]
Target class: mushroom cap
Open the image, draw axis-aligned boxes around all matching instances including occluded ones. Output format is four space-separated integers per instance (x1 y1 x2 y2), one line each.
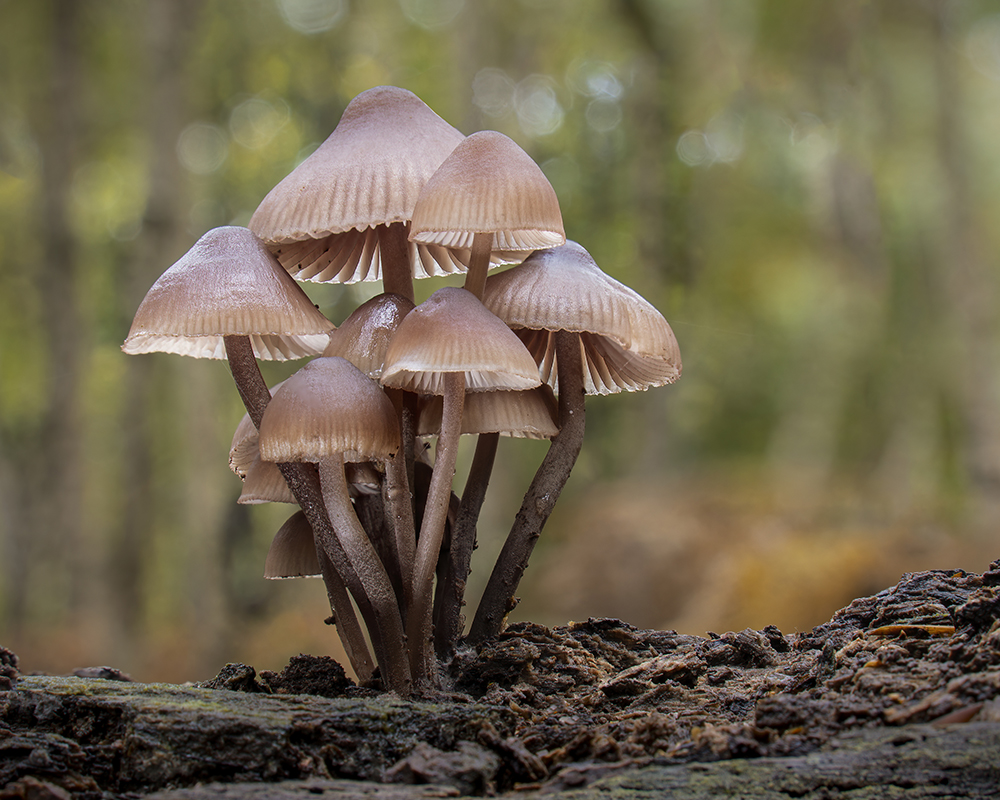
264 511 321 579
418 385 558 439
122 226 334 360
239 456 298 505
482 241 682 394
380 287 542 395
322 292 414 379
248 86 470 283
258 356 400 464
409 130 566 252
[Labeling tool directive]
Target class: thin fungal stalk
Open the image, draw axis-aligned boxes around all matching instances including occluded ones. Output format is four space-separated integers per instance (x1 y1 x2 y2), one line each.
318 454 412 696
378 222 415 303
434 431 499 659
462 231 493 300
468 330 585 644
222 334 375 684
407 371 465 685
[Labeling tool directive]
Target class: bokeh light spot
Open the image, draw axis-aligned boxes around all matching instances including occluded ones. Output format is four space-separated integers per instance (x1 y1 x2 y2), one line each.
276 0 348 34
176 122 229 175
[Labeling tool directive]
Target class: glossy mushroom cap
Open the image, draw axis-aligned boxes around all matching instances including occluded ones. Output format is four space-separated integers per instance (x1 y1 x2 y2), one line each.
258 356 400 464
323 292 414 378
122 227 334 360
409 130 566 253
249 86 467 283
418 386 559 439
380 287 542 394
483 241 682 394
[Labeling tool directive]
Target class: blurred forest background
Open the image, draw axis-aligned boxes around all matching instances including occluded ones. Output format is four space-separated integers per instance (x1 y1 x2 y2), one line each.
2 0 1000 683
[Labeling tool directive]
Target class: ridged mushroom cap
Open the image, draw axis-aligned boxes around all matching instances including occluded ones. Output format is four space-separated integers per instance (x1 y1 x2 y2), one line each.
248 86 469 283
264 511 321 579
418 386 559 439
121 227 334 361
258 356 400 464
483 241 682 395
409 130 566 252
380 287 542 395
323 292 414 378
239 457 298 505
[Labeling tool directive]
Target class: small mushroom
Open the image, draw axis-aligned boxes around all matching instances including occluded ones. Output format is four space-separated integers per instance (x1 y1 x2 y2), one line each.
469 241 681 643
381 286 540 684
249 86 466 302
409 130 565 300
259 356 412 695
264 511 322 579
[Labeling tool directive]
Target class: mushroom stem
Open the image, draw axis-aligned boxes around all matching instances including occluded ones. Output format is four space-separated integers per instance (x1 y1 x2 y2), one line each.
223 334 271 430
220 336 376 682
379 222 415 303
384 448 416 616
407 371 465 685
318 454 412 696
463 232 493 301
435 431 499 659
313 544 376 685
468 330 585 644
276 459 377 685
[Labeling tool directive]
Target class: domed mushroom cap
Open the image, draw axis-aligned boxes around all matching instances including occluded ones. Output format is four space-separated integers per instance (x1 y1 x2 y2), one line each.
380 287 542 394
323 292 414 378
239 456 298 505
409 130 566 253
483 241 682 395
418 386 558 439
122 226 334 361
264 511 321 579
258 356 400 464
248 86 468 283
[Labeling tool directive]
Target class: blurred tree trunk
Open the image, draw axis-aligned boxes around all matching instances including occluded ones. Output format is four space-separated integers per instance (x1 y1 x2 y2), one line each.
109 0 202 666
22 0 87 631
929 6 1000 531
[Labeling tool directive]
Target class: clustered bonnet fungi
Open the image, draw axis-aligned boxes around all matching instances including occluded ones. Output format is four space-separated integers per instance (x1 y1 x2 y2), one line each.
123 86 681 696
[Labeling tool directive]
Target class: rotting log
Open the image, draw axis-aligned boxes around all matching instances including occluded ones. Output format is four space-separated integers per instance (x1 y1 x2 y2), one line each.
0 674 513 795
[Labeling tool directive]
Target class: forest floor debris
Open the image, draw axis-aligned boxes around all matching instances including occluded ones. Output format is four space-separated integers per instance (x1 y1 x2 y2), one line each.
3 565 1000 797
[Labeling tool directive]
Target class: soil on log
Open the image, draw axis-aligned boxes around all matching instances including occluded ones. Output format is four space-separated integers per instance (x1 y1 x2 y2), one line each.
3 565 1000 798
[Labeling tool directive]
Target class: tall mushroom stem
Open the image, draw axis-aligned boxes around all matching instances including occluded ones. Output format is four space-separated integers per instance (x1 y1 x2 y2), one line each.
407 371 465 685
222 334 376 685
378 222 415 303
468 331 585 644
463 232 493 300
434 431 499 659
318 454 412 696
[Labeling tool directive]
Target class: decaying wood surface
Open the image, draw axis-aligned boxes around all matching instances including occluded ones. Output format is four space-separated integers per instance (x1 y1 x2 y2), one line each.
3 565 1000 798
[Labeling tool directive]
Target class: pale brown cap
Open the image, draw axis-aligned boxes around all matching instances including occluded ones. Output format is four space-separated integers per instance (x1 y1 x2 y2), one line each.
418 386 558 439
483 241 681 394
258 356 400 464
264 511 321 579
323 292 414 378
409 130 566 253
239 456 297 505
122 226 334 360
380 287 542 394
248 86 467 282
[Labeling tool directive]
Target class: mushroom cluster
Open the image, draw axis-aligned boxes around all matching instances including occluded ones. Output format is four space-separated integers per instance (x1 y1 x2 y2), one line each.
123 86 681 696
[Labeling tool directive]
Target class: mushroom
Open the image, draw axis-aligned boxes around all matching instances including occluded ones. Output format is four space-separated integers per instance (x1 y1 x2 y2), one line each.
380 286 541 683
122 226 376 685
264 511 322 579
258 356 412 695
249 86 466 302
323 292 418 614
409 130 565 300
469 241 682 643
122 226 333 429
